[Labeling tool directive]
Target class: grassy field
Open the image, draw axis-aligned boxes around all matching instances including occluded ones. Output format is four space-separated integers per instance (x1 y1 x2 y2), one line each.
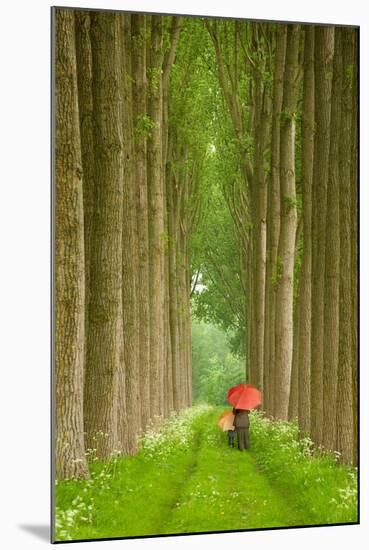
54 405 358 542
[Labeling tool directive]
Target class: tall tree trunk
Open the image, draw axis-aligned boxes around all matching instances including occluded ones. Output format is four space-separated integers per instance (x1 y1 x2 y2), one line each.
274 24 300 421
322 28 341 452
167 165 181 410
54 8 89 480
336 28 355 464
185 241 193 406
253 87 271 392
84 12 124 459
289 276 301 421
74 12 94 382
265 24 286 417
131 14 151 432
162 17 182 416
310 26 334 446
350 29 358 466
147 16 165 419
121 13 141 453
298 26 314 436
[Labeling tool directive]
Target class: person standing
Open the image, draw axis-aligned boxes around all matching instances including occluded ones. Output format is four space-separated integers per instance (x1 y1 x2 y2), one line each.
232 408 250 451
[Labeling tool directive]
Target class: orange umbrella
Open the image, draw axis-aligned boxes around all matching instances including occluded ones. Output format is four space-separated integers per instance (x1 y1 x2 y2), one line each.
218 410 235 432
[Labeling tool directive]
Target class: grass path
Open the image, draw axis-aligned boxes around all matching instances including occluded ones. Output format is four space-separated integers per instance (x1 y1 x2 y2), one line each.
162 409 309 534
55 406 357 542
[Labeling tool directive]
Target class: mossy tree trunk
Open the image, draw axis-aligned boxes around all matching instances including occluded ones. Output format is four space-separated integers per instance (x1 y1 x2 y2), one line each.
147 16 165 419
121 13 141 453
297 25 314 436
336 28 355 464
264 24 286 417
84 11 124 459
322 28 341 452
55 8 90 480
131 14 151 432
273 24 300 421
310 26 334 446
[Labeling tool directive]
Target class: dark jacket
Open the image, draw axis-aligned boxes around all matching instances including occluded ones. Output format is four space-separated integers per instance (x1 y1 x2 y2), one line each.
232 408 250 428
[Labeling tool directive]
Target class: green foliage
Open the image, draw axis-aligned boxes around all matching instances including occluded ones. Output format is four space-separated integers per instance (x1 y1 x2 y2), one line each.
191 320 246 405
55 407 358 541
283 194 298 212
271 256 283 287
249 411 358 524
134 114 155 137
147 66 161 94
55 405 212 541
280 110 297 126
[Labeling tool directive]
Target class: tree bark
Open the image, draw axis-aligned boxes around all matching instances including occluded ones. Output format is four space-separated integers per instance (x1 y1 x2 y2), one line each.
265 24 286 416
350 29 358 466
167 163 181 410
289 275 300 421
54 8 89 479
121 14 141 453
322 28 341 452
252 85 271 392
274 24 300 421
336 27 355 464
147 16 165 419
310 26 334 446
131 14 151 432
84 11 124 459
297 26 314 436
74 12 95 381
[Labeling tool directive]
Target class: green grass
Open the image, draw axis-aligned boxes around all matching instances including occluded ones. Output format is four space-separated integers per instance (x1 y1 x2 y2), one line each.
54 405 358 542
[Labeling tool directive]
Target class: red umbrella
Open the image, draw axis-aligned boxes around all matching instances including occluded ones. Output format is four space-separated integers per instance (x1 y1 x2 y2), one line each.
227 383 262 410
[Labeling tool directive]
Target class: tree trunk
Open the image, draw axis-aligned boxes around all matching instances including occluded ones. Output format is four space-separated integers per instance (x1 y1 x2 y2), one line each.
322 28 341 452
84 11 124 459
147 16 165 419
54 8 89 480
288 280 300 421
74 12 95 382
131 14 151 432
274 24 300 421
350 30 358 466
121 13 141 453
167 166 181 410
265 24 286 416
336 27 355 464
253 87 271 392
310 26 334 446
297 26 314 436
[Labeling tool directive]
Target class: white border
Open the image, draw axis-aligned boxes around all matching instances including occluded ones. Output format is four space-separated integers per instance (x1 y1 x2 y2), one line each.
0 1 367 549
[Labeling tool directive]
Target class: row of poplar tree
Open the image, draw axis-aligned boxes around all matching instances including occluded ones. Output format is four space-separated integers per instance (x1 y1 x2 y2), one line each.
190 21 358 465
55 9 203 480
55 8 358 482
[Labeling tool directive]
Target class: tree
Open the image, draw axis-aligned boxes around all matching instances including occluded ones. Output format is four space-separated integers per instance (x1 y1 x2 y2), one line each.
74 11 95 370
131 14 151 431
273 24 300 421
297 25 314 435
322 28 341 452
310 26 334 446
264 24 286 416
336 27 355 464
147 16 165 419
83 11 125 458
121 13 141 454
350 30 358 466
54 8 89 480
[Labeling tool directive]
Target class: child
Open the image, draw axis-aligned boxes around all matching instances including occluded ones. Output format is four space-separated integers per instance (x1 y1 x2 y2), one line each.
227 428 236 447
